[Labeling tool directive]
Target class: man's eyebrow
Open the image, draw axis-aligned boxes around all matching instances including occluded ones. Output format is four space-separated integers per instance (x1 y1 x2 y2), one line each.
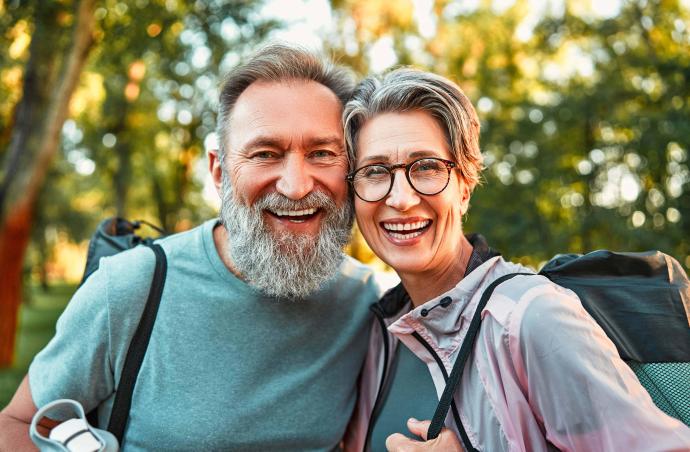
306 136 344 150
242 136 286 151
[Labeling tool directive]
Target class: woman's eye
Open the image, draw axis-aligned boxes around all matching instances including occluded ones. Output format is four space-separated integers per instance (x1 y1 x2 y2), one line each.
414 159 444 172
361 166 389 178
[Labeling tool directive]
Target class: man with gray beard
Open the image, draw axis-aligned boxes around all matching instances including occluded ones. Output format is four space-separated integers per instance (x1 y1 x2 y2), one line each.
221 182 354 299
0 44 380 451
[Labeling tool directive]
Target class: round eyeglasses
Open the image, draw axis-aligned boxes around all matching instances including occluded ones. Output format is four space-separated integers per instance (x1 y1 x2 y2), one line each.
346 157 457 202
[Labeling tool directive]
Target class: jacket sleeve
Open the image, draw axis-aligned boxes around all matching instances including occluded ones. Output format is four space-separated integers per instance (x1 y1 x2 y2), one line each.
511 285 690 451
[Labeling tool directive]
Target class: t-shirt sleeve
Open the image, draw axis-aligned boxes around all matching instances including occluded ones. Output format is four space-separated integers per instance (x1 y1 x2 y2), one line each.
28 262 115 415
515 286 690 451
28 245 155 418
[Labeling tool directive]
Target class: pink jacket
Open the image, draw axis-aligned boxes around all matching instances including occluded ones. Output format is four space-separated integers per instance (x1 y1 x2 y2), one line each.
345 255 690 451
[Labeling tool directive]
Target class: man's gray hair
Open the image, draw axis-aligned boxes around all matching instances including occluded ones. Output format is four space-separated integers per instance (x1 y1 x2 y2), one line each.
343 68 483 190
217 43 355 160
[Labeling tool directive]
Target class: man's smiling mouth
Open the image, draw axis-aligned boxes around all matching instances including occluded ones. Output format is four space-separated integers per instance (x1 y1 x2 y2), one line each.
266 207 319 223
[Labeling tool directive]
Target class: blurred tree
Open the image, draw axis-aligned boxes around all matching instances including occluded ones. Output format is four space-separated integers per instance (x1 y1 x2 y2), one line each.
0 0 96 367
0 0 279 367
64 1 278 232
329 0 689 270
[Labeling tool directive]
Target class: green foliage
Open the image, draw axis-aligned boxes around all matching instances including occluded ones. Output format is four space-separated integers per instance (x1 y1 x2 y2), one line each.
2 0 689 279
330 0 690 269
0 283 74 407
0 0 281 278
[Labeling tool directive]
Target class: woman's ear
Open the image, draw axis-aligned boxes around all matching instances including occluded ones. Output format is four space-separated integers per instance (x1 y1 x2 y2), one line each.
459 182 471 215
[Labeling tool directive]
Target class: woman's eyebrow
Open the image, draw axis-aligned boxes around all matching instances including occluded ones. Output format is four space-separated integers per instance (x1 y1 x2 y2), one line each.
407 149 441 159
358 154 391 165
358 149 441 165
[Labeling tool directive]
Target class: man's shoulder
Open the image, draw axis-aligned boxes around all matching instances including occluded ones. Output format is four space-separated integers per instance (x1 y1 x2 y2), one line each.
339 256 380 287
339 255 376 278
154 219 213 256
97 220 213 292
327 255 383 300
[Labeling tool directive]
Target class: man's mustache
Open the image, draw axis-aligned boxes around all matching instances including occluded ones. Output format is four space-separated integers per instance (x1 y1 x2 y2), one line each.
251 191 337 212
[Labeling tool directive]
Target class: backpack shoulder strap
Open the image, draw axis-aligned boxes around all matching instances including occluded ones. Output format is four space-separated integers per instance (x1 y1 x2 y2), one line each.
427 272 531 449
107 243 167 443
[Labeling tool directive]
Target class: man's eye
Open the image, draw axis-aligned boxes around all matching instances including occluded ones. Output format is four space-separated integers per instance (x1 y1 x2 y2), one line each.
252 151 278 159
311 150 336 158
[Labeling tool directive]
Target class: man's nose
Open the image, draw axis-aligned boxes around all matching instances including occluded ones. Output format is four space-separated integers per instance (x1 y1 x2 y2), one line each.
275 153 314 200
385 171 420 211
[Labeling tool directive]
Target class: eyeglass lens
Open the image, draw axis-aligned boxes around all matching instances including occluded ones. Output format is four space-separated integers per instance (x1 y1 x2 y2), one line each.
352 158 450 201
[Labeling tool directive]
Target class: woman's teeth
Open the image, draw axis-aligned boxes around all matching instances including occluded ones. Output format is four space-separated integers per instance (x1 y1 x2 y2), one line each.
382 220 430 232
382 220 431 239
389 230 425 240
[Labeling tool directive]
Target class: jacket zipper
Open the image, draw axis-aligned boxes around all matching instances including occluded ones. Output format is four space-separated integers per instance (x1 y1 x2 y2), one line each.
363 306 392 451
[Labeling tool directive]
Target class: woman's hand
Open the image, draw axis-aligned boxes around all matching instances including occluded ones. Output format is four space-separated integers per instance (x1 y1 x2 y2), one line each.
386 418 463 451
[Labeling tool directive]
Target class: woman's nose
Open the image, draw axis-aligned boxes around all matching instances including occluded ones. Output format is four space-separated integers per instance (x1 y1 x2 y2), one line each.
385 170 420 211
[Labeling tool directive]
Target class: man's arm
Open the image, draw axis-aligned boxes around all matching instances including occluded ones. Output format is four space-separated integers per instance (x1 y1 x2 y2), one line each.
0 375 58 450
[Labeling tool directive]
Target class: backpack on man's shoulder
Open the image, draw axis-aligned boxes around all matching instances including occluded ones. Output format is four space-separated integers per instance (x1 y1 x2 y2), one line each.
79 217 167 444
80 217 166 285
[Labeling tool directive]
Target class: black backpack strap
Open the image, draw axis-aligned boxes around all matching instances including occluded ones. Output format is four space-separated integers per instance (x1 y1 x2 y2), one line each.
107 243 167 443
427 272 531 450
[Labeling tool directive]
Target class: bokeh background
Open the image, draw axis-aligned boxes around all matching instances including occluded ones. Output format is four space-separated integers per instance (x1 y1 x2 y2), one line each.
1 0 689 404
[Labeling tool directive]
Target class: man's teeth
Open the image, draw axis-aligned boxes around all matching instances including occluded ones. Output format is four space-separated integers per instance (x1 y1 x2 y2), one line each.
382 220 430 232
272 208 317 217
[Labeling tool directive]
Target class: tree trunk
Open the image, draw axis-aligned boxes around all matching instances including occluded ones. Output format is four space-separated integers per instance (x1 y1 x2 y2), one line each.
0 201 33 364
0 0 95 368
114 137 131 219
151 171 170 232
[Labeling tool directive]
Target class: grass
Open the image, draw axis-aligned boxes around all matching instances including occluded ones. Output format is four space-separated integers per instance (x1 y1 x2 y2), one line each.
0 283 75 408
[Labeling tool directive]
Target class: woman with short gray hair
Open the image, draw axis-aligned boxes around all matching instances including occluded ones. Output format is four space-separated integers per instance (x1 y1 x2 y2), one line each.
342 68 690 451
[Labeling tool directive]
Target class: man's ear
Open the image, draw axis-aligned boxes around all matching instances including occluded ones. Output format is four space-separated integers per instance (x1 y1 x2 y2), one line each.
208 149 223 195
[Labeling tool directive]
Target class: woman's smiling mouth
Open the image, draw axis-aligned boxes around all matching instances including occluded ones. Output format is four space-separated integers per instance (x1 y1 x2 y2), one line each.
380 218 432 241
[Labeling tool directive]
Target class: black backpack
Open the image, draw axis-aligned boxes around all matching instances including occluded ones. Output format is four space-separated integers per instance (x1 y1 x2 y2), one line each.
80 217 167 444
428 250 690 450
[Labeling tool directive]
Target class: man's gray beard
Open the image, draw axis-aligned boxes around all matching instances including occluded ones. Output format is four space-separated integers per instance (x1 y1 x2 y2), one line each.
219 170 354 300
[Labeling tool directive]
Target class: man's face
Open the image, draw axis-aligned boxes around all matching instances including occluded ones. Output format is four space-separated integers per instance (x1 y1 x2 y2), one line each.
226 80 349 235
213 80 353 299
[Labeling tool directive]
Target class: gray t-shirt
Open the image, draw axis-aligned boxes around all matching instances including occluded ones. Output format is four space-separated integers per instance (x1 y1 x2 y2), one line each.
370 344 439 451
29 219 379 451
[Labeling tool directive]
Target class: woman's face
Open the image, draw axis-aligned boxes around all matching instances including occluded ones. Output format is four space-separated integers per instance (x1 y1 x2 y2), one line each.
353 110 471 276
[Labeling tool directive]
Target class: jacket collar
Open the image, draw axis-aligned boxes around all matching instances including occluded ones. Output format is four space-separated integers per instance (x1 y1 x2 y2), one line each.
372 233 500 320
